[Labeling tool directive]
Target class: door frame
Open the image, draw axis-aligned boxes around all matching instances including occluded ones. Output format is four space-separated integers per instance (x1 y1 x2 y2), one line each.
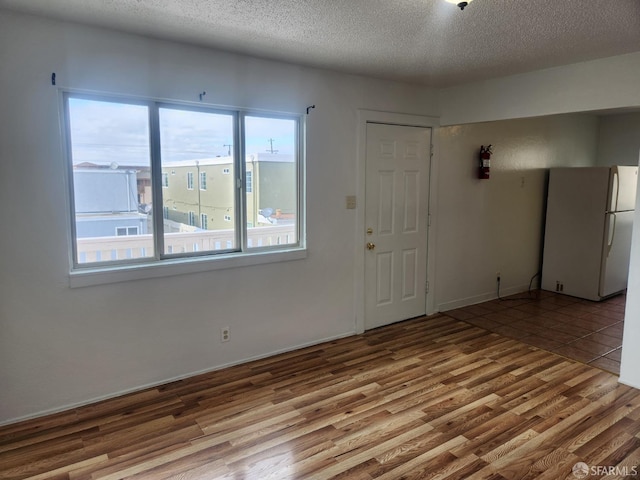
355 110 440 334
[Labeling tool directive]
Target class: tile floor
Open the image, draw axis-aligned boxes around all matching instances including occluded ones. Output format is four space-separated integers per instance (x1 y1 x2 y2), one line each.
444 290 625 374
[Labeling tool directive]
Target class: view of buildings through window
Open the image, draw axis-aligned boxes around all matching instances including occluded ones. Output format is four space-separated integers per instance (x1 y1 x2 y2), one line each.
66 96 300 266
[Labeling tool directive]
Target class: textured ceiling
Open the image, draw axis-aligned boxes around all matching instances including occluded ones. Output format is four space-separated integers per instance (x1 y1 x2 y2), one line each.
1 0 640 87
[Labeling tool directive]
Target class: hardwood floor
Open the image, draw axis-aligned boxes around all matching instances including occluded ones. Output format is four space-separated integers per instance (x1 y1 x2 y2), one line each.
1 314 640 479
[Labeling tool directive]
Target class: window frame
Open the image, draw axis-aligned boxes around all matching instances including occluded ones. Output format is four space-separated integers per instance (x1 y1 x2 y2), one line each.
246 170 253 193
115 226 139 236
62 91 306 288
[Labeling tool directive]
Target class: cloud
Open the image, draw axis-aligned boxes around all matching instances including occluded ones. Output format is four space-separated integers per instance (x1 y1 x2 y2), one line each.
68 98 297 167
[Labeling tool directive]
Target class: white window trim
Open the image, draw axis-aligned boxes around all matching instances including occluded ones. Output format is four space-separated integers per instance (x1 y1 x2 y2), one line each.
115 226 139 236
69 248 307 288
61 90 307 288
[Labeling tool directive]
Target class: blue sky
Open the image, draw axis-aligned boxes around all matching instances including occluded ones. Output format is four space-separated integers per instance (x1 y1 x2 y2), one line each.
68 97 296 167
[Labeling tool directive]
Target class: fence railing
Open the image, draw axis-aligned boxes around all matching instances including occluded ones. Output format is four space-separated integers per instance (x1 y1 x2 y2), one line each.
76 225 297 263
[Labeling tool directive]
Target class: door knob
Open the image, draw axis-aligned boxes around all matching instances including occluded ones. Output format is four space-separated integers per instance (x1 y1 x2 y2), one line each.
366 242 376 250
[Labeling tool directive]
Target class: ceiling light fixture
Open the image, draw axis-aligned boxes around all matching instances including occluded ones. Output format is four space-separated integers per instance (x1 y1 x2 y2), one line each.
445 0 474 10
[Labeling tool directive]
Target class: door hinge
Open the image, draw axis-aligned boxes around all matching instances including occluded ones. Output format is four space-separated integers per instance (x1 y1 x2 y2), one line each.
425 281 430 294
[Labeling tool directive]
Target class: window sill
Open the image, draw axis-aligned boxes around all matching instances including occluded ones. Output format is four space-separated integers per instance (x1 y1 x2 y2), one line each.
69 247 307 288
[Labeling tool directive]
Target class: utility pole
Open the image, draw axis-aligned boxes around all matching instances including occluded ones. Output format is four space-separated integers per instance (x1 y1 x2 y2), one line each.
223 144 233 156
266 138 279 154
195 160 201 228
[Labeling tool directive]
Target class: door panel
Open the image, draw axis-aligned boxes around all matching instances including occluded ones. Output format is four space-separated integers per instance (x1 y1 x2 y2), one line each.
378 172 395 235
402 248 418 300
376 252 394 306
364 123 430 330
403 171 420 232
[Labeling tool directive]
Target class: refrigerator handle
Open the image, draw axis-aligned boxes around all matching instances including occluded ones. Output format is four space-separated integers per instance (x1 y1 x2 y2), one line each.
612 168 620 212
606 213 617 258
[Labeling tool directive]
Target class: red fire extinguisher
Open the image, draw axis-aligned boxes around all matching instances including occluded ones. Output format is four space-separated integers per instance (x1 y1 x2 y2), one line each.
479 145 492 179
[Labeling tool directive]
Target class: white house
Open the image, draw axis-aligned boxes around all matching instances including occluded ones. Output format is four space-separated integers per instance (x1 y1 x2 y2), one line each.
73 168 149 239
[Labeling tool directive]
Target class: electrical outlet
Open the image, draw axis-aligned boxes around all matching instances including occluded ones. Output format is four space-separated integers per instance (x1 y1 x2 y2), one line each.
221 326 230 343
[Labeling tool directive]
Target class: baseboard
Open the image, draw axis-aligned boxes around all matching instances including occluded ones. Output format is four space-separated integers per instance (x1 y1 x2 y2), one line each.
437 283 531 312
0 330 356 427
618 376 640 390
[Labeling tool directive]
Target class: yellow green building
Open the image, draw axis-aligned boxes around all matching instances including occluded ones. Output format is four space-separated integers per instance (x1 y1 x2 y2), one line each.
161 153 296 231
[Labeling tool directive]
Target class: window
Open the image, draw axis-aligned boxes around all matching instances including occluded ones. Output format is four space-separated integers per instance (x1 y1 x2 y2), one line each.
246 170 253 193
64 92 303 277
67 97 154 264
244 116 298 249
116 226 140 236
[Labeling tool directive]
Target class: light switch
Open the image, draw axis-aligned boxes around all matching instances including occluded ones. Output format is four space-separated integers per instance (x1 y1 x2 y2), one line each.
346 195 357 209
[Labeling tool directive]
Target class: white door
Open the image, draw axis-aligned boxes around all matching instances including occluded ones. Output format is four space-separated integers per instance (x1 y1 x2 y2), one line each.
364 123 431 330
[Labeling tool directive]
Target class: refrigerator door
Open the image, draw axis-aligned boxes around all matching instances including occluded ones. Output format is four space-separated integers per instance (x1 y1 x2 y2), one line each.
608 166 638 212
542 167 610 300
600 210 634 297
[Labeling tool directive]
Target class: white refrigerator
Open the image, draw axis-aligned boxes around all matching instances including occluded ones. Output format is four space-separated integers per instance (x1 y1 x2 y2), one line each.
541 166 638 301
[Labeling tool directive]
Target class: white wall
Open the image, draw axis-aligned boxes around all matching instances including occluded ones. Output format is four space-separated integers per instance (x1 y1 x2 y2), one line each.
0 11 439 424
596 114 640 389
438 53 640 390
596 113 640 166
439 52 640 126
434 115 599 311
620 151 640 390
